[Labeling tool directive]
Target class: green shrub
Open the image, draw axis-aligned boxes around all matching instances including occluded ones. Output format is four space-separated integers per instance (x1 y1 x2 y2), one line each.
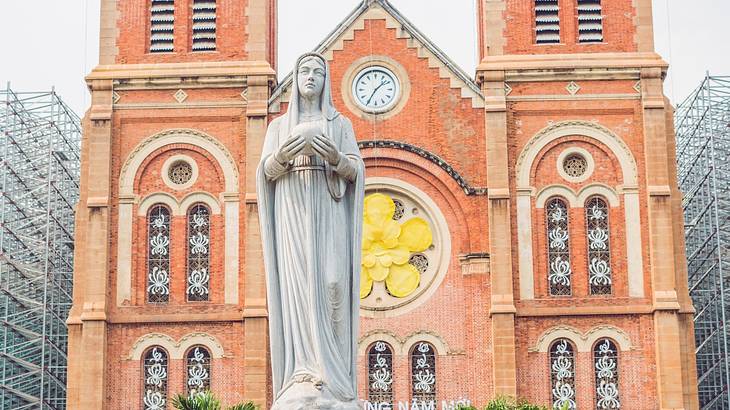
171 391 258 410
455 395 548 410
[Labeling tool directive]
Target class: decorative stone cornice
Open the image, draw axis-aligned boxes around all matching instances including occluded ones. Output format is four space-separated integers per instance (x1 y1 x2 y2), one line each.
531 325 633 353
359 140 487 196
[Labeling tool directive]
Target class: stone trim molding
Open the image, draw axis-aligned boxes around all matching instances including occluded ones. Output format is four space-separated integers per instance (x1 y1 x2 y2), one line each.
535 183 620 209
161 154 199 191
127 332 225 360
116 128 240 306
359 140 488 196
269 0 484 110
515 121 644 300
138 191 222 216
531 325 633 353
515 120 638 188
358 329 450 356
119 128 239 194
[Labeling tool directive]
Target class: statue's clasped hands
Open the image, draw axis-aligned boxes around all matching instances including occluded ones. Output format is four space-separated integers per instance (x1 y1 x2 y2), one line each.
275 132 342 166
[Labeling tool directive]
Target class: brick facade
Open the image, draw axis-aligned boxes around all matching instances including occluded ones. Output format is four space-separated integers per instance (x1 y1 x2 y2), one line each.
67 0 698 408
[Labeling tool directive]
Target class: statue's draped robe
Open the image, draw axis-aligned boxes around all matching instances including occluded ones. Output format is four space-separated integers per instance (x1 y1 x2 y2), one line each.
256 54 364 404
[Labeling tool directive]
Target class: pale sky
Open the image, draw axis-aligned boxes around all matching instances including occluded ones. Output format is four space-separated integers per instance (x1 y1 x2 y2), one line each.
0 0 727 116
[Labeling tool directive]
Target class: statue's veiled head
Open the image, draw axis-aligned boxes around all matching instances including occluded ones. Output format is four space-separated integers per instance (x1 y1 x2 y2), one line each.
297 55 326 101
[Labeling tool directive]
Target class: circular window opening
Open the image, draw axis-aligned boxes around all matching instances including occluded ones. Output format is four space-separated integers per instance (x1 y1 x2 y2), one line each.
169 161 193 185
562 154 588 178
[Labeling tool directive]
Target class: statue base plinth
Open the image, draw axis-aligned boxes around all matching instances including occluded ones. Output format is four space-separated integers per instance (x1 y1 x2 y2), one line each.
271 379 359 410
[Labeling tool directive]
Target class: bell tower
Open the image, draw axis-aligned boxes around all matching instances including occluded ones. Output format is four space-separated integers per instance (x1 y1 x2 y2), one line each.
66 0 276 408
476 0 698 407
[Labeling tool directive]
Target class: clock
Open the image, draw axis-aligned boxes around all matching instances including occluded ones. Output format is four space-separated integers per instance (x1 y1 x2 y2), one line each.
352 65 400 112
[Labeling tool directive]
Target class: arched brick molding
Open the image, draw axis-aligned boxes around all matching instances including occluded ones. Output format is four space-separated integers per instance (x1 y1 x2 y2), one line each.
515 121 643 300
116 129 240 306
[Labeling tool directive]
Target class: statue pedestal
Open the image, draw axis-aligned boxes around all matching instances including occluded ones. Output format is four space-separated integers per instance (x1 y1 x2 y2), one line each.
271 379 360 410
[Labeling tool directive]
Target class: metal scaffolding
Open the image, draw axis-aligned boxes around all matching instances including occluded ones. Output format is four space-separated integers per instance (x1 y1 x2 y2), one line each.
676 75 730 409
0 86 81 409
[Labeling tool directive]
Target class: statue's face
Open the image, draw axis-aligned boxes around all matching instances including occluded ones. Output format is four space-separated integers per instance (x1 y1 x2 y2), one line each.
297 57 326 100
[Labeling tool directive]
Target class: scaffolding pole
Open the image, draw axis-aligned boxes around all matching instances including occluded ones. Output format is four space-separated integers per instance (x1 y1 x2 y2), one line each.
677 74 730 409
0 86 81 409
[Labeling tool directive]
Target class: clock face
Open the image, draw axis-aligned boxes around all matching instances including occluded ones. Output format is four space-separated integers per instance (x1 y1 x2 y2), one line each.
352 66 400 112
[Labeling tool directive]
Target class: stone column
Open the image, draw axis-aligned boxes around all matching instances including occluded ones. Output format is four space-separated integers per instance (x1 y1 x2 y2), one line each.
67 79 114 409
243 74 271 406
640 67 688 409
482 70 517 396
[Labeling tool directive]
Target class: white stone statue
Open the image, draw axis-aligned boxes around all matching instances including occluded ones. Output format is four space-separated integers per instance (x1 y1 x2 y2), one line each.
256 53 364 409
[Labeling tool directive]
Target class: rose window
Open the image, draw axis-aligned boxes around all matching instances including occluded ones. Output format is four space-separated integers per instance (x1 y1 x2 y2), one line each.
360 188 446 314
169 160 193 185
562 154 588 178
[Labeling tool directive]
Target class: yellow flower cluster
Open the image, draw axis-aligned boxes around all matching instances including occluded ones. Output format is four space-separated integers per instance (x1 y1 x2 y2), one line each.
361 193 433 299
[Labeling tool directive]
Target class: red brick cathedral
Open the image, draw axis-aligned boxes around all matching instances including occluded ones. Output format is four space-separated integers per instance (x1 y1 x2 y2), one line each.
67 0 699 408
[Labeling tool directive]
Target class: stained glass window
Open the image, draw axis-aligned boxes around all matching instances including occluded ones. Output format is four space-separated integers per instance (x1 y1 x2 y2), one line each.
368 341 394 405
585 197 612 295
143 347 168 410
550 339 576 409
594 339 621 409
546 198 572 296
186 346 211 395
411 342 436 405
147 205 171 303
187 204 210 301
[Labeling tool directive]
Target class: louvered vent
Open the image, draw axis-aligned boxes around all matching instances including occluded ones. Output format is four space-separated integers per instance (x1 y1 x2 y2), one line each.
192 0 217 51
150 0 175 52
535 0 560 44
577 0 603 43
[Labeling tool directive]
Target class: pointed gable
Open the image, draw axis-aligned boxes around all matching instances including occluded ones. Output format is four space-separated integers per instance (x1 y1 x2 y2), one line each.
270 0 484 111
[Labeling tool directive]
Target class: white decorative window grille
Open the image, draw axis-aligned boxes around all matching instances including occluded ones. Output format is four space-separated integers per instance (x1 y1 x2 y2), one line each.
150 0 175 53
147 205 171 303
411 342 436 404
368 341 394 405
577 0 604 43
409 253 429 275
550 339 576 410
143 347 168 410
586 197 612 295
535 0 560 44
546 198 572 296
186 346 211 395
187 204 210 301
594 339 621 409
192 0 217 51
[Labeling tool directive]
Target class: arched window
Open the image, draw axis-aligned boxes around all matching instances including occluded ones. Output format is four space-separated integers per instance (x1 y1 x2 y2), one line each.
594 339 621 409
411 342 436 404
186 346 212 395
550 339 576 409
585 197 612 295
147 205 171 303
546 198 572 296
368 341 394 405
187 204 210 301
143 347 168 410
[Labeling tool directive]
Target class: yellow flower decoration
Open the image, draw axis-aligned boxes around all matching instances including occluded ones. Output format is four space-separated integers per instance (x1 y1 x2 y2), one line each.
361 193 433 299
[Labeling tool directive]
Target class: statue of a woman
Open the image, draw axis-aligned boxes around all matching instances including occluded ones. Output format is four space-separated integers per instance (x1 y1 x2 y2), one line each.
256 53 364 409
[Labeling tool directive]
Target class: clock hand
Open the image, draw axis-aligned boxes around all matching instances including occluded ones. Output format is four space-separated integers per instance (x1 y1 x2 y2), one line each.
366 79 389 105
